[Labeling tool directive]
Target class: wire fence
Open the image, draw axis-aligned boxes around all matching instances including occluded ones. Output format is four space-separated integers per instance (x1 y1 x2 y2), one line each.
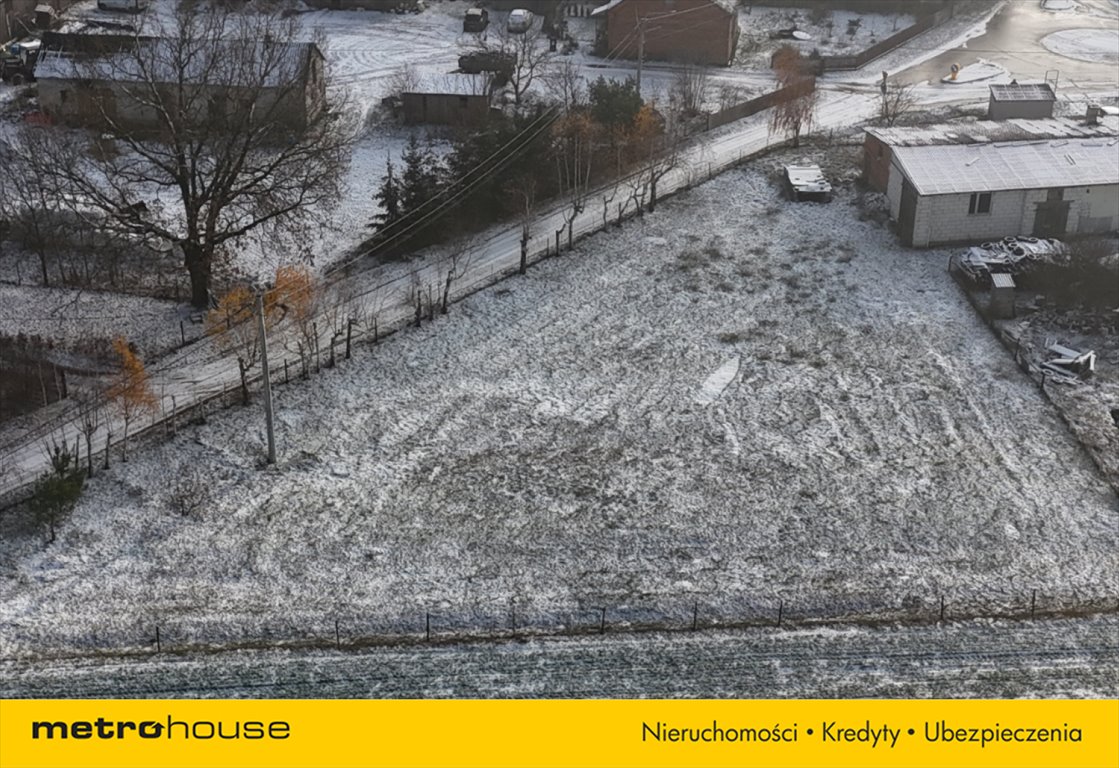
5 590 1115 662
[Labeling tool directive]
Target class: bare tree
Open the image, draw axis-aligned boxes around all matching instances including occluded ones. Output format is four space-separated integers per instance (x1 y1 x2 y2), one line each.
508 175 537 274
879 78 918 127
493 19 555 105
386 63 421 99
630 103 684 214
544 59 585 112
669 60 710 117
769 46 818 148
75 387 105 479
553 111 596 250
0 132 66 287
22 6 354 308
441 237 475 314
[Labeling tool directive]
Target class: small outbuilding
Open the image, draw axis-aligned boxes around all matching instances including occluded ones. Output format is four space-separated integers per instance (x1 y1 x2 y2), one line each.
887 138 1119 247
987 82 1056 120
401 74 492 126
988 272 1016 319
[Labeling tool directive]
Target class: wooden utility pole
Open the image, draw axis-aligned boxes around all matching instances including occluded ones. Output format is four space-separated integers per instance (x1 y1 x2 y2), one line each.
256 292 276 465
636 22 646 97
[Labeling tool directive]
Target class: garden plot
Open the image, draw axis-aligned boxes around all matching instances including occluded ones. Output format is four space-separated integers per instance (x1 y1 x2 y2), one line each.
1 167 1115 658
734 5 915 70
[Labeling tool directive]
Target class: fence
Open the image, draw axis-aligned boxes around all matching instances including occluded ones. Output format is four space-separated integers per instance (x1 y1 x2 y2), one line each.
4 589 1114 662
702 83 801 132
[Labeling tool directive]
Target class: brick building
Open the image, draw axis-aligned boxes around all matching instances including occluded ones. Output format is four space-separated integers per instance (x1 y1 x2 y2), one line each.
591 0 739 67
34 38 326 134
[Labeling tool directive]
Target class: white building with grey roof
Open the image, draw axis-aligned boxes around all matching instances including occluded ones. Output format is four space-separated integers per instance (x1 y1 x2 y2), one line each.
886 137 1119 247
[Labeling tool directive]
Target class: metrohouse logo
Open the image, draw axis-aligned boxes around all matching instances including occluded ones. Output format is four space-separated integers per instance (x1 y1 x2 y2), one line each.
31 716 290 741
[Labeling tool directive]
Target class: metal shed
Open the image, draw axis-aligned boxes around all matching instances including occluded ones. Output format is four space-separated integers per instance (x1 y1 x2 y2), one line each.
988 83 1056 121
989 272 1015 319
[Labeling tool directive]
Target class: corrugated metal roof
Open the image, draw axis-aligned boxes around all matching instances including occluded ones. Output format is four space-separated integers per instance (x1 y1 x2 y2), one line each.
892 138 1119 196
35 38 316 87
866 116 1118 147
989 83 1056 102
991 273 1016 289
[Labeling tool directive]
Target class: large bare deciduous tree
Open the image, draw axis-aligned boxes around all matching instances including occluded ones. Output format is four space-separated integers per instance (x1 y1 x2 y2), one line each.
19 6 354 308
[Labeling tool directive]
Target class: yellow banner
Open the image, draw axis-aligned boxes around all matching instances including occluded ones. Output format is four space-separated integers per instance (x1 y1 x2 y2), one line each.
1 699 1116 768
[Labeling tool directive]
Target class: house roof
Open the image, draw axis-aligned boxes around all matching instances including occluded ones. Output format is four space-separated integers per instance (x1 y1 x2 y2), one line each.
866 115 1118 147
34 37 319 88
989 82 1056 102
892 138 1119 196
591 0 737 17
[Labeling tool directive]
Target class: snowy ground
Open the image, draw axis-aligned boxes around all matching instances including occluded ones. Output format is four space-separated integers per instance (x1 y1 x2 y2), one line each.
2 164 1114 659
732 5 915 70
4 615 1116 698
1041 28 1119 63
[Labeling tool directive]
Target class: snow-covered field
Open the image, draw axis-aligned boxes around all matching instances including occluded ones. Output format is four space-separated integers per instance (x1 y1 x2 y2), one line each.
4 615 1117 698
2 165 1115 659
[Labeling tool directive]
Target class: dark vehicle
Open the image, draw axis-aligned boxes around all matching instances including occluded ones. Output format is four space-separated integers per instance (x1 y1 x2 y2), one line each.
457 49 515 83
0 39 41 85
463 7 489 33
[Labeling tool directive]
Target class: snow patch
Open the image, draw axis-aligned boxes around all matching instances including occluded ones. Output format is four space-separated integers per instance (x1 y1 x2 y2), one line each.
696 357 740 406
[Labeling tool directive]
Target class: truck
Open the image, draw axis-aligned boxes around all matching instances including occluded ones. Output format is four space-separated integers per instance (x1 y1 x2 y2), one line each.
0 39 42 86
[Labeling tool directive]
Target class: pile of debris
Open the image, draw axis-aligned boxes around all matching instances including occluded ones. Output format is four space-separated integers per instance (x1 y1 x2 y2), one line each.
1041 341 1096 385
956 236 1068 287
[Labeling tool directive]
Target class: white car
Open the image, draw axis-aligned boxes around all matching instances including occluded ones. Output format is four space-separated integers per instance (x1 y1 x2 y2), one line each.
507 8 533 33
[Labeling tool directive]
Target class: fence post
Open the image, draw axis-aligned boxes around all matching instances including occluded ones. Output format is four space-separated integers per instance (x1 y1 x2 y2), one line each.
777 600 783 628
284 359 289 385
346 319 354 360
155 625 161 654
599 607 606 634
425 613 431 642
1031 589 1037 620
692 601 698 631
335 618 341 649
180 320 186 347
939 596 946 622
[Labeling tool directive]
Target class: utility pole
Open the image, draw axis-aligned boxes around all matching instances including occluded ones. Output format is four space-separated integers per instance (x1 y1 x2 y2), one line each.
255 291 276 465
636 20 646 97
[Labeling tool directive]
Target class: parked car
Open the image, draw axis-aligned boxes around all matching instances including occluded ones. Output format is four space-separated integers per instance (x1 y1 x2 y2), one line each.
96 0 149 12
507 8 533 34
463 7 489 33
